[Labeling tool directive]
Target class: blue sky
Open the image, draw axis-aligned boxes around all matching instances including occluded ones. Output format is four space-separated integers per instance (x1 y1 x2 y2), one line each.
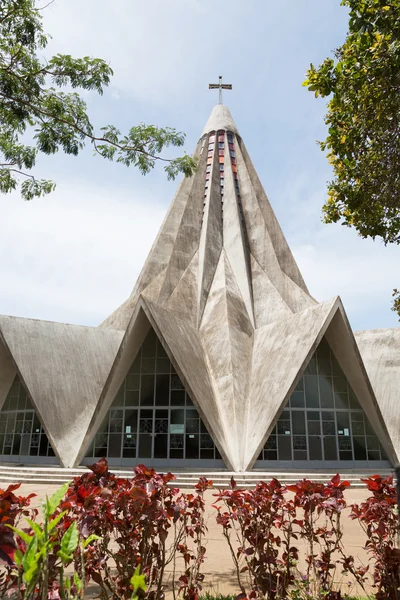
0 0 398 331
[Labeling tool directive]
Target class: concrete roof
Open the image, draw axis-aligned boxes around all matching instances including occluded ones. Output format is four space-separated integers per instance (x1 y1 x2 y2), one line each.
96 105 397 470
0 316 123 467
0 104 397 470
355 328 400 460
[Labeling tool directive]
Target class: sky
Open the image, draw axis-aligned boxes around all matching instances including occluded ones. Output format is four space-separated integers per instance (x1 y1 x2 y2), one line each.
0 0 398 331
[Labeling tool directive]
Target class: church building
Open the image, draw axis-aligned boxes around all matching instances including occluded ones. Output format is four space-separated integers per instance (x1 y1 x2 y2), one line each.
0 104 399 472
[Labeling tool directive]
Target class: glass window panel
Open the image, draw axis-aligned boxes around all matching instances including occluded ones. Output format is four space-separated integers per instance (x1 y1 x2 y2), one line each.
353 437 367 460
171 409 185 425
124 410 138 432
156 358 170 374
126 374 140 390
142 330 157 357
125 391 139 407
293 435 306 450
349 389 360 408
291 391 305 407
364 419 375 436
292 411 306 434
336 413 350 436
323 437 337 460
138 434 152 458
305 358 317 375
308 411 320 421
39 434 48 456
366 436 380 451
367 450 381 461
304 376 319 408
294 450 307 460
278 437 292 460
295 378 304 392
309 436 322 460
351 418 364 435
154 435 168 458
186 435 199 459
142 358 155 374
323 421 336 435
113 386 125 406
170 390 185 406
319 376 334 407
171 375 185 390
200 449 214 460
317 338 331 359
19 434 30 455
339 451 353 461
155 374 169 405
140 375 154 406
333 376 348 393
307 420 321 435
331 356 344 377
318 359 331 376
334 393 349 409
265 435 277 450
338 437 352 451
277 420 291 435
129 358 141 374
265 451 278 460
186 395 194 407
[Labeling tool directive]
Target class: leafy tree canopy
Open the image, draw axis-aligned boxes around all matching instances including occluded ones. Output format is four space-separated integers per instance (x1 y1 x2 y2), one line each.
0 0 196 200
303 0 400 245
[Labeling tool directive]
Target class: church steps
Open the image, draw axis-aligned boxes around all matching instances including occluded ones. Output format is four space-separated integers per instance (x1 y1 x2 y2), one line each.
0 464 392 488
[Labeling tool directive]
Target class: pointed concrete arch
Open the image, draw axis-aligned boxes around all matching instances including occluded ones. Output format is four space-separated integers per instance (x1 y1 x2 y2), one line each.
0 316 123 467
77 301 231 468
244 298 396 470
0 334 17 410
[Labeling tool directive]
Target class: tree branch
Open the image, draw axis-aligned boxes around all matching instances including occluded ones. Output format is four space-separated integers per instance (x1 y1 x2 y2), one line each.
0 89 177 164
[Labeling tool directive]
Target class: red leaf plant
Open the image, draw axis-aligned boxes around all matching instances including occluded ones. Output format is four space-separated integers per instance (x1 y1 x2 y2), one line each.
350 474 400 600
213 478 298 599
214 474 370 600
0 483 37 596
59 460 211 600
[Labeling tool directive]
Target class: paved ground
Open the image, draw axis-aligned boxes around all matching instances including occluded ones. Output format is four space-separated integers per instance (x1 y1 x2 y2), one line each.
11 483 374 598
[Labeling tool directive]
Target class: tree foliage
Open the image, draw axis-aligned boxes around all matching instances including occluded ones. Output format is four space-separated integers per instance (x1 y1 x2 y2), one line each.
0 0 196 200
303 0 400 245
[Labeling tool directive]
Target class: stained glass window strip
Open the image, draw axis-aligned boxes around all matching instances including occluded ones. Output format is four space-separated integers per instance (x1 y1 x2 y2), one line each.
258 337 387 463
227 132 244 220
0 376 54 458
86 329 221 462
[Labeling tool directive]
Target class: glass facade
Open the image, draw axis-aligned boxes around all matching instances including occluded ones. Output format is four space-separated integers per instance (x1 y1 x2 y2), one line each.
0 376 54 460
257 337 388 464
85 329 221 464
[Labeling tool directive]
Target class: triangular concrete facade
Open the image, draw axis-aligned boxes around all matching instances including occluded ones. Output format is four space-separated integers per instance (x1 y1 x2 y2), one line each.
0 316 123 467
93 105 396 471
0 103 397 470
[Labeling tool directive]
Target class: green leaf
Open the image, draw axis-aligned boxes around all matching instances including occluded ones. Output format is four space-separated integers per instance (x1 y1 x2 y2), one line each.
14 549 23 567
83 534 101 548
73 571 83 592
130 565 147 593
25 519 43 539
60 521 79 557
48 510 68 533
45 481 70 517
57 550 73 563
6 524 33 545
22 537 39 584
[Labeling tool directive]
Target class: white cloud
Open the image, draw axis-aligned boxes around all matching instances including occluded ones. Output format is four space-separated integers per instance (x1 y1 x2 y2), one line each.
0 181 165 326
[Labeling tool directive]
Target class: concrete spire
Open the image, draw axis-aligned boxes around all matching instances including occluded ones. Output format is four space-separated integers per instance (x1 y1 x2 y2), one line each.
201 104 239 136
93 104 397 471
